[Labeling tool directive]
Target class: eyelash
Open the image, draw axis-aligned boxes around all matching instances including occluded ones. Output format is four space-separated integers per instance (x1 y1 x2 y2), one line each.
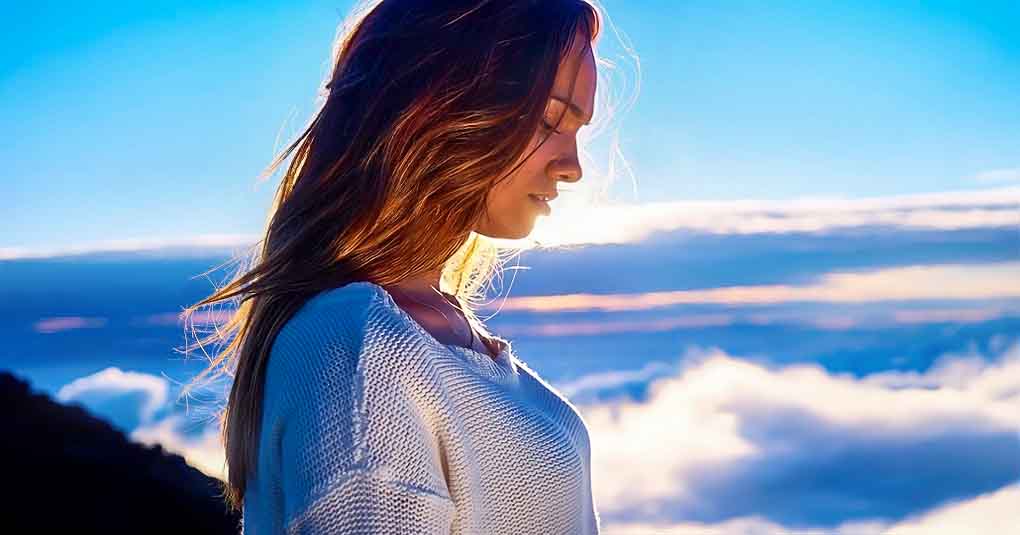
540 120 562 134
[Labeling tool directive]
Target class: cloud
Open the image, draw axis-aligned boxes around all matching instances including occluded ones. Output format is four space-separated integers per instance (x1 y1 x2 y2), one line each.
599 515 798 535
891 307 1010 325
597 484 1020 535
139 309 235 327
571 342 1020 530
491 305 1017 340
0 233 257 261
56 367 170 431
526 186 1020 247
488 261 1020 313
972 168 1020 185
557 360 680 404
3 187 1017 260
882 483 1020 535
496 314 737 337
54 366 229 481
33 316 108 334
130 413 228 482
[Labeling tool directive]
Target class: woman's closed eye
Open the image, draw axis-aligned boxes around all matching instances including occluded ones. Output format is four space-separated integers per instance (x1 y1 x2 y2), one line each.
540 120 564 134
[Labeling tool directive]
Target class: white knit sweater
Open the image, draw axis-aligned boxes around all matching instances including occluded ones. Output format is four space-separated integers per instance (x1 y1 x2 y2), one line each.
241 281 601 534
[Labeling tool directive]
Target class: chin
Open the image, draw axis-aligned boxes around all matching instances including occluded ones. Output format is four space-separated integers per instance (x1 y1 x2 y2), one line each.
510 227 533 240
508 217 538 239
477 217 536 240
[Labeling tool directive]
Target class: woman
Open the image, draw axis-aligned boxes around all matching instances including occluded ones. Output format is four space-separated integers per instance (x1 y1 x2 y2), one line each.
184 0 605 532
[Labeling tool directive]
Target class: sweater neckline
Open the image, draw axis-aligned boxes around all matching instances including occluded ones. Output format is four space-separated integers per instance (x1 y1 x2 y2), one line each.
352 281 520 382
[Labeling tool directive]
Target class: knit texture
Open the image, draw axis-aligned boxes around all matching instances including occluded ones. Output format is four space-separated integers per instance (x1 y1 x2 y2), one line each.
241 281 600 534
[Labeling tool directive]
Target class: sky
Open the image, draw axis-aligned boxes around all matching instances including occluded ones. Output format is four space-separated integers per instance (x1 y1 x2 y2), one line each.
3 0 1019 254
2 3 1018 531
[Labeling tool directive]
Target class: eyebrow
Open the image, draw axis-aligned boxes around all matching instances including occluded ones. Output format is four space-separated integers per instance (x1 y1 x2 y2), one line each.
550 96 593 126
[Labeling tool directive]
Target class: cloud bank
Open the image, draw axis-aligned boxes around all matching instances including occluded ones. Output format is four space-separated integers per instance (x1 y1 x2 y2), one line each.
574 343 1020 532
4 187 1017 260
527 186 1020 247
488 261 1020 313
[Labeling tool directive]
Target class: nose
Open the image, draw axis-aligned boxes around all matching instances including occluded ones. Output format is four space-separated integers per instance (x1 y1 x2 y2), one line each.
546 151 583 184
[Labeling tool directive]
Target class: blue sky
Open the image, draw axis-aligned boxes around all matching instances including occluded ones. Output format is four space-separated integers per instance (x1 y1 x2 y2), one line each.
3 3 1018 531
3 0 1019 251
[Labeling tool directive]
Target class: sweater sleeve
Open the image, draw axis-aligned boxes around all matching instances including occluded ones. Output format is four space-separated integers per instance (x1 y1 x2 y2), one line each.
274 296 455 534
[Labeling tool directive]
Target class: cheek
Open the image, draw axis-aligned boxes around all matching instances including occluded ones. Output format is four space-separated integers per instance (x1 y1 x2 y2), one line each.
493 140 549 205
488 174 526 213
510 138 554 191
496 166 538 208
478 134 554 236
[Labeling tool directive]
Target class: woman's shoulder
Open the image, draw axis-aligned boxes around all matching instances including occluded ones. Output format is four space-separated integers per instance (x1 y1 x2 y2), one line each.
283 279 408 331
295 280 382 319
270 280 432 372
264 281 444 415
273 281 377 346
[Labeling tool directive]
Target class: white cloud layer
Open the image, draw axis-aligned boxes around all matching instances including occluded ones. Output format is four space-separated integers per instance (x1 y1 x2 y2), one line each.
527 186 1020 247
597 484 1020 535
4 187 1017 259
572 342 1020 532
0 233 257 261
490 261 1020 313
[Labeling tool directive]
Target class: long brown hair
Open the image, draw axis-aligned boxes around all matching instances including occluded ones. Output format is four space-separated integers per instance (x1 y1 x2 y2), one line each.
179 0 603 511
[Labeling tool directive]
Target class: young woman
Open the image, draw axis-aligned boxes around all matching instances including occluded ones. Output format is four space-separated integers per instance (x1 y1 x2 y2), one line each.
185 0 605 532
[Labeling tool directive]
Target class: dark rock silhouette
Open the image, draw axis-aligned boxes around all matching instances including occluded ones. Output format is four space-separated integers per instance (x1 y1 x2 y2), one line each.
1 370 241 534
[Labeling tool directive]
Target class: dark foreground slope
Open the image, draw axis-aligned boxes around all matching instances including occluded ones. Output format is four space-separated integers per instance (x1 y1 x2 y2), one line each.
0 370 241 534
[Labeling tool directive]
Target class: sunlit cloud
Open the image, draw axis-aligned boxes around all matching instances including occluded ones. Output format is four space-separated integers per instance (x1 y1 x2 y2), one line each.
572 342 1020 529
493 305 1016 338
3 188 1018 260
495 314 736 337
130 413 228 482
751 306 1017 329
0 233 257 261
526 186 1020 247
56 367 169 431
33 316 108 334
486 262 1020 313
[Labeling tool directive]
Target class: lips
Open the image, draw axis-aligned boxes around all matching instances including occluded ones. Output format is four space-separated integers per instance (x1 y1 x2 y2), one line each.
528 191 559 202
528 194 552 215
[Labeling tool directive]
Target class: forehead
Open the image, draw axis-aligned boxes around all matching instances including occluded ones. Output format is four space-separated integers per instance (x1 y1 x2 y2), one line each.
549 29 596 123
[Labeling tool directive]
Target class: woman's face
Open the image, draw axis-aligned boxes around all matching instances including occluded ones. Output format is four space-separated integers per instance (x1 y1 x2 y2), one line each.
478 29 597 240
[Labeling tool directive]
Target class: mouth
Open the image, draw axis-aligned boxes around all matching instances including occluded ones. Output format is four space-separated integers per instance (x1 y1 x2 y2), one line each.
528 193 555 215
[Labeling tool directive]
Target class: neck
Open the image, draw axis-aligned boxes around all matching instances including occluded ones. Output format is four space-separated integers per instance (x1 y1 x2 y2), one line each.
390 268 447 298
389 233 473 298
